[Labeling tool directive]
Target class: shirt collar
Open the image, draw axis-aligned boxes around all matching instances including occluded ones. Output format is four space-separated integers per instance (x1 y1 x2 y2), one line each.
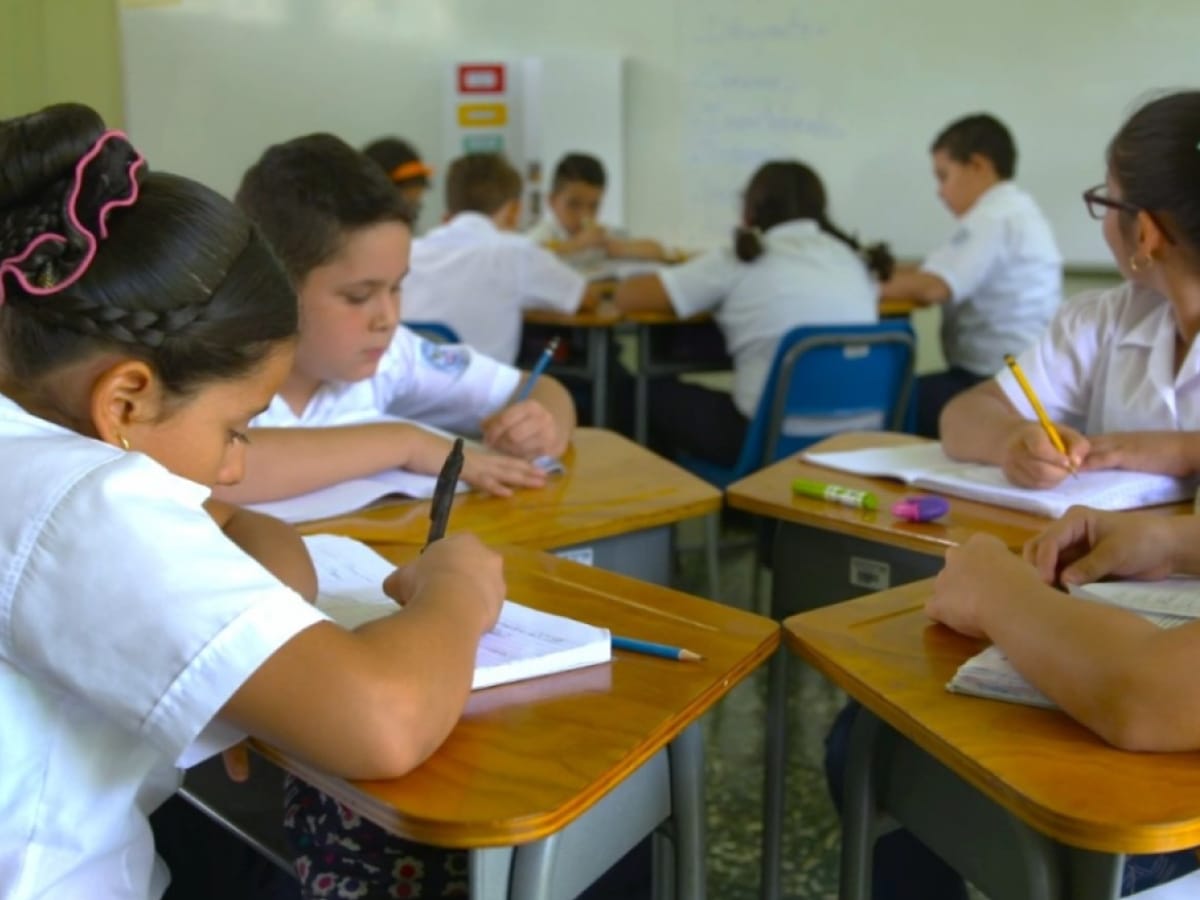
443 211 502 235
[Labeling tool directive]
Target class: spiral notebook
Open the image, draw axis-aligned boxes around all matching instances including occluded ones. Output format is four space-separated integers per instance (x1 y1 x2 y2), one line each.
303 534 611 690
947 578 1200 707
804 443 1195 518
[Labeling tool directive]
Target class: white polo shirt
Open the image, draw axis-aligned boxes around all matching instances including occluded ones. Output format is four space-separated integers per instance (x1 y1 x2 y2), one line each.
253 325 521 432
402 212 586 364
922 181 1063 376
526 213 568 245
659 219 878 417
995 282 1200 433
0 395 326 899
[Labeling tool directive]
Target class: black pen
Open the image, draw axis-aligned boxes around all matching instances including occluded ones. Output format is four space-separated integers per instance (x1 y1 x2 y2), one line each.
425 437 465 550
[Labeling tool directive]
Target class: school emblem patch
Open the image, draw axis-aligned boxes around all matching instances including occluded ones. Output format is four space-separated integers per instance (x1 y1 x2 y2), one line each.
420 340 470 374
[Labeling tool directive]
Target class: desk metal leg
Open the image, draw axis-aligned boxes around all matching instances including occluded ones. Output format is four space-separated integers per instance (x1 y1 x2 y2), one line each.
759 646 789 900
1063 848 1123 900
590 328 609 429
668 722 707 899
635 324 650 445
838 707 880 900
470 847 515 900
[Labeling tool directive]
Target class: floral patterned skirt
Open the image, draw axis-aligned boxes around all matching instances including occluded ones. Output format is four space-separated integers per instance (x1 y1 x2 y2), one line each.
284 775 469 899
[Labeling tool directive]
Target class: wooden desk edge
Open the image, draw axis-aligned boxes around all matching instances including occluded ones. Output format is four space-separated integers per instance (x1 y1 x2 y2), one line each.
254 627 778 848
785 610 1200 854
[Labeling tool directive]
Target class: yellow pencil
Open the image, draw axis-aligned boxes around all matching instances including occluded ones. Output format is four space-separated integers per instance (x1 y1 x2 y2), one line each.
1003 353 1075 472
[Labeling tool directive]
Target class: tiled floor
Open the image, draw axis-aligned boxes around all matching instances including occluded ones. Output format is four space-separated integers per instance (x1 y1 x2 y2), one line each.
671 517 847 900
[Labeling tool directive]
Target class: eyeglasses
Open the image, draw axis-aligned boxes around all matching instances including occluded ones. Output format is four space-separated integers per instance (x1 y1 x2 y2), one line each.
1081 184 1175 244
1082 184 1139 220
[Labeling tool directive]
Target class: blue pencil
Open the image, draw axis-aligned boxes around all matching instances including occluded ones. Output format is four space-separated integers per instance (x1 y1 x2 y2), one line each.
514 337 560 403
612 635 703 662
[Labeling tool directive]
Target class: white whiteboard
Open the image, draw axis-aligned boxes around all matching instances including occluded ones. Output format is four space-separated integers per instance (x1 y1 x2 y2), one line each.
121 0 1200 266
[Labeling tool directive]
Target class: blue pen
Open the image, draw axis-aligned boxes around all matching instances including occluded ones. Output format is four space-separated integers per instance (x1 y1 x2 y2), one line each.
514 336 560 403
612 635 703 662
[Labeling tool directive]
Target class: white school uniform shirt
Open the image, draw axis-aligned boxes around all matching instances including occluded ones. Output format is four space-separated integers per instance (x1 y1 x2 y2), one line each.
995 281 1200 434
401 212 587 364
0 394 326 900
527 211 616 271
252 325 521 431
921 181 1063 376
659 219 878 417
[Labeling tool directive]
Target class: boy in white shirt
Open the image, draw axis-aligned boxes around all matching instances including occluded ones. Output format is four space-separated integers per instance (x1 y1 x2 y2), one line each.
527 152 672 267
227 135 578 505
880 113 1063 437
401 153 605 364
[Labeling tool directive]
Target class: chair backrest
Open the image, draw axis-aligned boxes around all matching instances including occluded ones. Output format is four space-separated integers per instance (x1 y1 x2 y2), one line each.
734 320 916 476
405 320 462 344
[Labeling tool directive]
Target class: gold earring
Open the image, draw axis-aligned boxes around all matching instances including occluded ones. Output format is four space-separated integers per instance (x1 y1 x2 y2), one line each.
1130 253 1154 272
118 435 130 451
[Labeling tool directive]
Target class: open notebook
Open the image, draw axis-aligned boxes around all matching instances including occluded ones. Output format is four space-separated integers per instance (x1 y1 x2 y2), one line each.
805 443 1195 518
304 534 611 690
947 578 1200 707
248 416 564 524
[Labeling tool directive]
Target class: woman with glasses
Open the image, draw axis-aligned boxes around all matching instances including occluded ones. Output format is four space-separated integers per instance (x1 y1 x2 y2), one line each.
940 90 1200 490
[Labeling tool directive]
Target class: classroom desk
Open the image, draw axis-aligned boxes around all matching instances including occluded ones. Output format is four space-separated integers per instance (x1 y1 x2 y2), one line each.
879 295 921 319
295 427 721 586
726 430 1189 900
253 544 780 900
523 303 623 428
785 581 1200 899
525 299 918 445
622 308 729 445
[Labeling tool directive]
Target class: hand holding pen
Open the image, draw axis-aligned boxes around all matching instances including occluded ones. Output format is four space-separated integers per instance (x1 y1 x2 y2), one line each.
481 336 567 458
1003 354 1089 488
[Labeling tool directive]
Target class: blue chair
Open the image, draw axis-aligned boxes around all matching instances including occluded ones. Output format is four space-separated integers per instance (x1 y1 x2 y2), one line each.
677 319 917 602
405 320 462 344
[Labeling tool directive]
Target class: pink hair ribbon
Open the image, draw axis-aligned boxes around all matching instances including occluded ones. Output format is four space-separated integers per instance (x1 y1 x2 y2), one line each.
0 129 145 305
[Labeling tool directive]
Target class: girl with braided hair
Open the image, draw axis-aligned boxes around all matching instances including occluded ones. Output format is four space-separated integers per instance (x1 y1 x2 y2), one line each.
0 103 504 899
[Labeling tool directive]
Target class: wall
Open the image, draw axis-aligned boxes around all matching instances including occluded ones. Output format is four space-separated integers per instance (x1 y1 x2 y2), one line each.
120 0 1200 265
0 0 124 124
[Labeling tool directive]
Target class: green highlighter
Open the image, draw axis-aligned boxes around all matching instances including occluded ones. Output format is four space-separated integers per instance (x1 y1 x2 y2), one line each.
792 478 879 510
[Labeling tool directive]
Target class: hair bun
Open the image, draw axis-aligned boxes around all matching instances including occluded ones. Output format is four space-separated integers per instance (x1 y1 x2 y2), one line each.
0 103 144 303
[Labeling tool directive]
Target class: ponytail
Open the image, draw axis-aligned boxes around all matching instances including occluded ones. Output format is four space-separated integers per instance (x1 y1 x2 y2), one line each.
816 215 895 281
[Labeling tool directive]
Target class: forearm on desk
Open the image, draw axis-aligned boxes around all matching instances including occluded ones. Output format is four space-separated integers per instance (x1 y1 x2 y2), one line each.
216 424 457 504
939 381 1023 462
612 273 673 313
222 585 486 778
879 269 950 304
980 585 1200 751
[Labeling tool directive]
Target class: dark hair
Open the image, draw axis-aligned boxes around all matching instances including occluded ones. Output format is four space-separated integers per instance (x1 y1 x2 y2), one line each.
0 103 296 396
444 153 522 215
361 136 431 187
1108 91 1200 256
733 160 893 279
931 113 1017 179
236 133 413 285
550 153 606 194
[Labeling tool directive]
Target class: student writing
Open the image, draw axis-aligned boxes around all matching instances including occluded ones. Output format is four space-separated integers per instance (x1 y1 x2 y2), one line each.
527 151 673 264
222 136 578 504
400 152 607 364
941 92 1200 489
613 159 891 466
0 103 504 899
879 114 1063 437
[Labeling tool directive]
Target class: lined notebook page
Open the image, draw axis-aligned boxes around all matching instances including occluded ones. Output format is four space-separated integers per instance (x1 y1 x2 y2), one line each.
805 444 1194 518
303 534 611 690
